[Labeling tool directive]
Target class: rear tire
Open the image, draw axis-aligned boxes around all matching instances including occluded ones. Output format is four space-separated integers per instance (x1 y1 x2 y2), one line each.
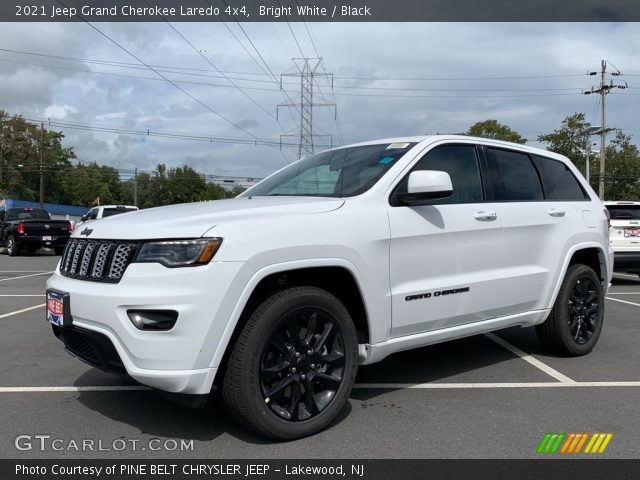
222 286 358 440
536 264 604 356
6 237 19 257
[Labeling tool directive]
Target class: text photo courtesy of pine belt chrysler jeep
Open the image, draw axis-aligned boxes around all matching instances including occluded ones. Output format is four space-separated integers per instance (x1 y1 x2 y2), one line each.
46 135 613 440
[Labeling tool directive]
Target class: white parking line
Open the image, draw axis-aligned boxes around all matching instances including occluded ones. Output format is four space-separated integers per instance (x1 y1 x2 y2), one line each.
607 292 640 295
613 273 639 279
484 333 575 384
0 304 45 319
353 381 640 389
606 296 640 307
0 271 49 273
1 382 640 393
0 295 45 297
0 386 150 392
0 271 54 283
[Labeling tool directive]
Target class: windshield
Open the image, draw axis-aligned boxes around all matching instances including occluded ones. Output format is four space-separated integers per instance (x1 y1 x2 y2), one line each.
243 142 417 198
607 205 640 220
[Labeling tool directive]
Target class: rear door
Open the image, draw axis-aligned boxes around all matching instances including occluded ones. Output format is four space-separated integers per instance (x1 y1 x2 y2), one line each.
482 148 591 313
387 143 505 336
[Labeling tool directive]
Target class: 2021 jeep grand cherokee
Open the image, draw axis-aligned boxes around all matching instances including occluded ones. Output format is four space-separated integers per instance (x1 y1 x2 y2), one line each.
46 135 613 440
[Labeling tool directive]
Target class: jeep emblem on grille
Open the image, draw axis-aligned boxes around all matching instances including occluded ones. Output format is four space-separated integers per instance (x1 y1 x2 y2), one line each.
80 228 93 236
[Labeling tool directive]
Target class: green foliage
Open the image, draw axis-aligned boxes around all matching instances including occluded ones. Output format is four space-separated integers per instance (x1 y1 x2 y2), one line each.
467 119 526 144
537 113 591 170
0 113 248 209
603 130 640 200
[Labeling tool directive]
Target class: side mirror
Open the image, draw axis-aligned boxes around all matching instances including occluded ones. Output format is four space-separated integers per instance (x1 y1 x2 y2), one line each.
396 170 453 205
80 215 87 222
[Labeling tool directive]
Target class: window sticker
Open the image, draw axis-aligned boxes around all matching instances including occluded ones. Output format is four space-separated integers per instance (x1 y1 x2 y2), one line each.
386 142 411 150
378 156 396 165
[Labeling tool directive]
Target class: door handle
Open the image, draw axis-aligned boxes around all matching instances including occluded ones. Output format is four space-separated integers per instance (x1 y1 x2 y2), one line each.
474 211 497 221
548 208 566 217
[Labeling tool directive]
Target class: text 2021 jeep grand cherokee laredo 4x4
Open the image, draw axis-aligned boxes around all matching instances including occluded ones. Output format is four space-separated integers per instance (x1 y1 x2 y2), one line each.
46 135 613 440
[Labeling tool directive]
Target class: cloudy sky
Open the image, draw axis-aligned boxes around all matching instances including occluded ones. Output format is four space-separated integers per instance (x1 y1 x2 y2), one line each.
0 22 638 180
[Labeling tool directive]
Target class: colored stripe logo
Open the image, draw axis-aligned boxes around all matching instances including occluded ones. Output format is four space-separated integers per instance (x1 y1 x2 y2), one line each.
537 433 613 454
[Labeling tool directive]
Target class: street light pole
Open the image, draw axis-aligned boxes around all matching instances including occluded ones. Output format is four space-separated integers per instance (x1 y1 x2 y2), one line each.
39 122 44 208
582 126 601 185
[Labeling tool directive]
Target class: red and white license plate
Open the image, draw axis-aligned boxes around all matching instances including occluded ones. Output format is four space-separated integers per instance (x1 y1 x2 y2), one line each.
46 290 70 327
624 227 640 238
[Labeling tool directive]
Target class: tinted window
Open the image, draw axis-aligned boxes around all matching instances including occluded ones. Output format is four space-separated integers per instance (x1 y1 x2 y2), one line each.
484 148 543 201
5 209 50 221
395 145 483 205
102 207 138 218
531 155 589 201
607 205 640 220
244 143 417 198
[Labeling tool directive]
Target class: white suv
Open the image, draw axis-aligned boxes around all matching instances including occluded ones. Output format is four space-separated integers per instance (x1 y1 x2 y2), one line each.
46 136 613 440
605 201 640 277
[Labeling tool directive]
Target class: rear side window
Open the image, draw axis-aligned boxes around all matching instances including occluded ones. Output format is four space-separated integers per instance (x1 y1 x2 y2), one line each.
484 148 543 202
394 144 483 205
531 155 589 201
607 205 640 220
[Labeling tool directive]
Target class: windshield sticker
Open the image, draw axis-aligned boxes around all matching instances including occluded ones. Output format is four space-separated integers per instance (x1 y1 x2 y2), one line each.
379 156 396 165
386 142 411 150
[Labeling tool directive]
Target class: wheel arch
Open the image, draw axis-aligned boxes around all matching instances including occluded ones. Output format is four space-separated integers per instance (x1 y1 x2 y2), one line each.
546 243 609 312
210 260 371 382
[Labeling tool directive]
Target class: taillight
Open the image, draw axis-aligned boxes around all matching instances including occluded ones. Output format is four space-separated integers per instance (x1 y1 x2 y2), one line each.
604 208 610 228
17 223 25 235
67 222 73 233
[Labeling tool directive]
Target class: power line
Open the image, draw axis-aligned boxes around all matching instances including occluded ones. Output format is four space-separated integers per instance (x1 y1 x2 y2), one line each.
153 9 280 123
53 0 259 141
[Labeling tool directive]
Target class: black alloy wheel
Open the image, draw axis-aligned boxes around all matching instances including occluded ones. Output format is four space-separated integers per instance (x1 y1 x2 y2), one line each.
536 263 604 356
260 308 345 422
222 286 358 440
567 275 599 345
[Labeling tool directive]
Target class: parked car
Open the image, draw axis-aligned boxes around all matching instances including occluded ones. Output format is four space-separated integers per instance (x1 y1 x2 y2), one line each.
47 135 613 440
75 205 139 229
605 201 640 277
1 208 72 256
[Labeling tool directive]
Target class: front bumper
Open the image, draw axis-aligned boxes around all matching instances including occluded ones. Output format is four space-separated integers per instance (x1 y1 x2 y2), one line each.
47 260 253 394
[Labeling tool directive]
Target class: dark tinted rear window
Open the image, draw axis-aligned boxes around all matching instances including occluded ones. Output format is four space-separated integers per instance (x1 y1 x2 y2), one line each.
531 155 589 201
484 148 544 201
607 205 640 220
5 209 50 221
102 208 137 218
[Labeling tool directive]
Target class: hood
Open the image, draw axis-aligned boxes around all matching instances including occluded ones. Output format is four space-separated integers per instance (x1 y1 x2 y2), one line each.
71 196 345 240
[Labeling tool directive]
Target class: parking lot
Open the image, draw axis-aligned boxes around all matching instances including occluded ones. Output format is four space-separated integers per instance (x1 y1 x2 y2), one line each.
0 252 638 459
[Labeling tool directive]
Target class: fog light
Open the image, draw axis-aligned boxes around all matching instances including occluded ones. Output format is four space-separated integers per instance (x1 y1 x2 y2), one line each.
127 310 178 331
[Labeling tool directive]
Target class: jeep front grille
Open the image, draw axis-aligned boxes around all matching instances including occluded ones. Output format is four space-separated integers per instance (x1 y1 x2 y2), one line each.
60 239 138 283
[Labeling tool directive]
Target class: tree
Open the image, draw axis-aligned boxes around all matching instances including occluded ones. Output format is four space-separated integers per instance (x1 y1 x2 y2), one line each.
537 113 592 170
602 130 640 200
467 119 526 144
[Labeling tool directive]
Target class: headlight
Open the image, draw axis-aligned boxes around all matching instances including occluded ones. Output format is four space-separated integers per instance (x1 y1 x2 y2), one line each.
134 238 222 267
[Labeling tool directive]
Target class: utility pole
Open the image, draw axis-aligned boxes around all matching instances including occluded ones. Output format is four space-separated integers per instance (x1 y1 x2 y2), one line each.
584 60 627 199
278 58 335 159
133 167 138 207
39 122 44 208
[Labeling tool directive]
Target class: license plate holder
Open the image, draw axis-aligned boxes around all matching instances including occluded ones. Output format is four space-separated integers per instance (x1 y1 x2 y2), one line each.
46 289 72 327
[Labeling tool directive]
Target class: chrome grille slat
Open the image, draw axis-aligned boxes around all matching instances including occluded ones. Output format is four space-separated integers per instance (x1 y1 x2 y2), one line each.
60 239 137 283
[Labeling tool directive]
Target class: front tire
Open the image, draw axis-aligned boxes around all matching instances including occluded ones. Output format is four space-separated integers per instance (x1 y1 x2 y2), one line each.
536 264 604 356
222 286 358 440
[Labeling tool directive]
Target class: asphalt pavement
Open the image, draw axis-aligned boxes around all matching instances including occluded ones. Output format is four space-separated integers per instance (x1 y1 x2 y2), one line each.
0 251 638 459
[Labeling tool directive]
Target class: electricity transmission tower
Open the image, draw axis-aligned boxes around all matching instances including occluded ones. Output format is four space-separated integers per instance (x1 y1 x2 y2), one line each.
278 58 336 159
584 59 628 199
